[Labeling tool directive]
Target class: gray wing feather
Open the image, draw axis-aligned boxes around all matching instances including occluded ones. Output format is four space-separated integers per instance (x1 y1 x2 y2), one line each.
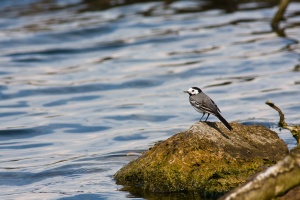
190 92 220 114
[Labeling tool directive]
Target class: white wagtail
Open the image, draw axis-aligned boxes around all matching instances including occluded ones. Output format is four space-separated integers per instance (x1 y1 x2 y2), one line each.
184 87 233 131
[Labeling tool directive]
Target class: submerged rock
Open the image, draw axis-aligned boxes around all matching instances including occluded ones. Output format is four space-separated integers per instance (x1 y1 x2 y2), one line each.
114 122 288 197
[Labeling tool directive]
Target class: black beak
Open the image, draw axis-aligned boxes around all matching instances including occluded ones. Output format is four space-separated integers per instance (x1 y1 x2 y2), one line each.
183 91 188 93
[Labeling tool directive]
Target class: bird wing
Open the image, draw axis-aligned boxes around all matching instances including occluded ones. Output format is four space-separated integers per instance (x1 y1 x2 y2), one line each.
190 93 220 114
210 99 221 113
190 99 215 114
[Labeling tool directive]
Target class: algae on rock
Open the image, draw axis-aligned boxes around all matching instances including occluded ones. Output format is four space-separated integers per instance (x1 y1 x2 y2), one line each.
114 122 288 197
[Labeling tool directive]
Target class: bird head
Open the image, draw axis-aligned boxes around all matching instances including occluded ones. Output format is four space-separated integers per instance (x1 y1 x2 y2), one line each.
183 87 202 95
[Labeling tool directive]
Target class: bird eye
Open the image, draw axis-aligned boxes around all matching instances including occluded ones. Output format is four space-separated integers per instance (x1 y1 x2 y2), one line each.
192 90 194 92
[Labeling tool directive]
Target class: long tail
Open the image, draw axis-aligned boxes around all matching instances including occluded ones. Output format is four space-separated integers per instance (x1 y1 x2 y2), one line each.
215 113 233 131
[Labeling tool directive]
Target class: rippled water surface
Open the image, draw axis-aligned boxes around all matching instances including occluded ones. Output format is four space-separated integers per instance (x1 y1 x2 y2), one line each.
0 0 300 199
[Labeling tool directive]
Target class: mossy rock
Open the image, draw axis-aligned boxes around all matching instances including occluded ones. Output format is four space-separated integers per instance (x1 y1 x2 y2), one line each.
114 122 288 198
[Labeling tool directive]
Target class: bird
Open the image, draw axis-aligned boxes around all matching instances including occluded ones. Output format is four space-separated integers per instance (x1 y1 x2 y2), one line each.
183 87 233 131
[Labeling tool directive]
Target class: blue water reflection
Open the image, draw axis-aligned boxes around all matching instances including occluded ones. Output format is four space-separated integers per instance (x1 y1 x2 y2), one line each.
0 0 299 199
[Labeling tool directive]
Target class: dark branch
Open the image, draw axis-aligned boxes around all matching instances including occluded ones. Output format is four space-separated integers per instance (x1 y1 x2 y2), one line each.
266 100 300 144
271 0 290 36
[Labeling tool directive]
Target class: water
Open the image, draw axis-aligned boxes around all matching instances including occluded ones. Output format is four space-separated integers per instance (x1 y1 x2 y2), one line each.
0 0 299 199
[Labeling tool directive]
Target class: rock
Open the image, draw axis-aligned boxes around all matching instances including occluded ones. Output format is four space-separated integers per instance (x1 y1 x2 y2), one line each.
277 185 300 200
221 145 300 200
114 122 288 198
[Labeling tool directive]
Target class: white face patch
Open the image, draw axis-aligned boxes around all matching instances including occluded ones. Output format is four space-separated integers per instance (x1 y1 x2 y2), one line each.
188 87 199 95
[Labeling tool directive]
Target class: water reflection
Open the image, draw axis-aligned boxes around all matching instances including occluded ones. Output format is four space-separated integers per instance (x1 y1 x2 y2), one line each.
107 114 176 122
0 124 109 139
0 0 299 199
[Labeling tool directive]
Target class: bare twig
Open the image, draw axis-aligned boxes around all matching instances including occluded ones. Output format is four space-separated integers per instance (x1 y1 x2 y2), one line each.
271 0 290 36
266 100 300 144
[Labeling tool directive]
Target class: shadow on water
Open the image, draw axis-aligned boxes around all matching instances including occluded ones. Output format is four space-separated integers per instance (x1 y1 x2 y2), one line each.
114 133 148 141
0 79 163 100
106 114 176 122
0 0 287 18
0 124 110 140
0 142 52 150
59 194 110 200
240 121 275 127
0 162 106 186
0 112 27 118
122 188 222 200
44 95 100 107
79 0 280 13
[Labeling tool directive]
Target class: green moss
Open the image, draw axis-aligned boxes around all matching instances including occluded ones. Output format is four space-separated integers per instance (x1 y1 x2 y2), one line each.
114 122 288 198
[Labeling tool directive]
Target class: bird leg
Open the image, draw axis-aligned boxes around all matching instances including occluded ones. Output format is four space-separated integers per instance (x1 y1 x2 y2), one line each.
199 113 205 121
205 113 210 121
